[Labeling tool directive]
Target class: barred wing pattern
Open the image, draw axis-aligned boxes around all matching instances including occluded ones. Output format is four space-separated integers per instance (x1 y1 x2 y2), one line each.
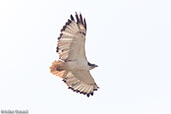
57 13 87 61
63 71 99 97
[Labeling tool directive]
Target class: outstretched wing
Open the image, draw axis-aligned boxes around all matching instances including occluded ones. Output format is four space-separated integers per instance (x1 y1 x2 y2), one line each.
57 12 87 61
63 71 99 97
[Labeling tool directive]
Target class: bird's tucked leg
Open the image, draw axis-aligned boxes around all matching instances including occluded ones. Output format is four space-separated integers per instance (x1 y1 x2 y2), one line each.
50 60 67 78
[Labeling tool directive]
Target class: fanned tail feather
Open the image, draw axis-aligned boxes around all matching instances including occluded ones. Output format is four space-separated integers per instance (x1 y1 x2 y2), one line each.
50 60 67 78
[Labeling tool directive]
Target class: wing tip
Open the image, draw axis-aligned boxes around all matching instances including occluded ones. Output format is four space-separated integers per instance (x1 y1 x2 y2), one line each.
70 14 74 21
67 84 99 97
61 12 84 30
58 12 87 43
74 12 87 30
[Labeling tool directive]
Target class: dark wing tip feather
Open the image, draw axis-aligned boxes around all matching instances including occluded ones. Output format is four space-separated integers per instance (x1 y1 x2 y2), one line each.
75 12 87 30
62 79 66 82
60 19 72 32
91 92 94 96
67 19 71 23
56 47 59 52
79 13 83 25
75 12 80 24
84 18 87 30
67 84 97 97
70 14 75 21
58 33 63 40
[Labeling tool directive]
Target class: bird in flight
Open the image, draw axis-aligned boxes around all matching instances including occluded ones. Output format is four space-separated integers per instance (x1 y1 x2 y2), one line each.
50 12 99 97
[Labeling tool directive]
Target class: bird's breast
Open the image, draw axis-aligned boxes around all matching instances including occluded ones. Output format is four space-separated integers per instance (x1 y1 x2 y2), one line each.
64 60 90 71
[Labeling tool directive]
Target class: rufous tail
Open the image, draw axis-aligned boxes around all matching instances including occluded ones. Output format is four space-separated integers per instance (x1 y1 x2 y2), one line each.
50 60 67 78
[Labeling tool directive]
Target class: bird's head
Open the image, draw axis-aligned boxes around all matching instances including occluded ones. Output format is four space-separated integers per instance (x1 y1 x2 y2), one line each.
88 62 98 70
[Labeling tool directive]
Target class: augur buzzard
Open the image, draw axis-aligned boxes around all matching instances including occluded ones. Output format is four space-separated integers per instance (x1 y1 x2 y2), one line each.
50 12 99 97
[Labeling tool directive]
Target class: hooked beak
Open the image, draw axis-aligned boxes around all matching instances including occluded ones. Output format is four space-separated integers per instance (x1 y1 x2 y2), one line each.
95 65 98 67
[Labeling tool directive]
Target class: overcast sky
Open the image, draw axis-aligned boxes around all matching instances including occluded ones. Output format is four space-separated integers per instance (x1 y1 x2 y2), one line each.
0 0 171 114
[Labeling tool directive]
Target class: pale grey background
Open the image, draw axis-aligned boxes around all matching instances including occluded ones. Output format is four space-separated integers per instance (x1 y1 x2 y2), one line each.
0 0 171 114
